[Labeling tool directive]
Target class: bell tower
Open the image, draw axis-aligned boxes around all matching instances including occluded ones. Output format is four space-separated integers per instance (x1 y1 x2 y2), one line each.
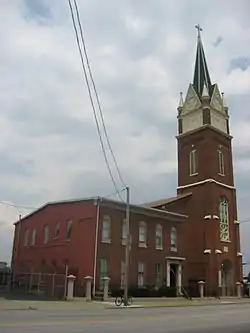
176 25 242 296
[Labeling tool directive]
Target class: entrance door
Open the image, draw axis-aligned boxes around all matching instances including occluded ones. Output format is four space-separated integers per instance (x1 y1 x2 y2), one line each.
221 259 233 296
170 263 178 288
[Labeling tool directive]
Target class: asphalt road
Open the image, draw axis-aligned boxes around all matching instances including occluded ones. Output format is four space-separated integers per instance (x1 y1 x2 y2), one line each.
0 303 250 333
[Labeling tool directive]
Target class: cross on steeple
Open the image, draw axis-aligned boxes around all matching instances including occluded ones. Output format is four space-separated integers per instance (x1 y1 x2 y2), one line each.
195 24 202 38
193 24 212 97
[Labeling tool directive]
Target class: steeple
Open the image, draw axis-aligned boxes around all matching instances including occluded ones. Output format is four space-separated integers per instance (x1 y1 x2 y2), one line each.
193 24 212 98
177 25 229 136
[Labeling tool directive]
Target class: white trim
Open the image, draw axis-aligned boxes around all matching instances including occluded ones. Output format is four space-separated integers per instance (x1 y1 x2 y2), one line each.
166 256 186 261
178 178 235 190
215 249 222 254
237 252 243 257
170 247 177 252
204 215 211 220
213 215 219 220
204 249 211 254
234 220 240 225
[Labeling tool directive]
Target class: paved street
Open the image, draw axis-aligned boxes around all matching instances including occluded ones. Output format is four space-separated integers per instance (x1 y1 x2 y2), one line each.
0 303 250 332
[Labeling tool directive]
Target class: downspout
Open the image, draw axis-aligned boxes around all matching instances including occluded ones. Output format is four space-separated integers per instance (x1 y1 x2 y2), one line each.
92 198 100 296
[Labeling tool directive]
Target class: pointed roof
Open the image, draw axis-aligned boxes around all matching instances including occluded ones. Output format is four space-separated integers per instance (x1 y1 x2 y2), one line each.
178 92 184 108
193 25 212 98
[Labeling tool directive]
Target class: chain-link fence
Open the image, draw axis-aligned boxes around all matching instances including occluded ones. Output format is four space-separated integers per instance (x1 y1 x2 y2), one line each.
11 272 67 299
7 265 79 299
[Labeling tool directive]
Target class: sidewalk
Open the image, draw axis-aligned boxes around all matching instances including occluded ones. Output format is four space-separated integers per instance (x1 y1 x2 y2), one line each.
103 297 250 309
1 297 250 311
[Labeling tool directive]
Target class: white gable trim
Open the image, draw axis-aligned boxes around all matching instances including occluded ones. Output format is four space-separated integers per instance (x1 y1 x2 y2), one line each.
178 178 235 190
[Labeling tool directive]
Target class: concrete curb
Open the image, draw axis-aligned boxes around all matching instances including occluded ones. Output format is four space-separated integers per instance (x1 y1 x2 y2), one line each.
104 300 250 309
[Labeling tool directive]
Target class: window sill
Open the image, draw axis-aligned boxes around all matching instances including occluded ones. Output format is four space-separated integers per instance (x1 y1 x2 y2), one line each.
102 239 111 244
190 173 198 177
218 173 225 177
138 243 147 248
156 246 163 250
170 247 177 252
220 239 231 244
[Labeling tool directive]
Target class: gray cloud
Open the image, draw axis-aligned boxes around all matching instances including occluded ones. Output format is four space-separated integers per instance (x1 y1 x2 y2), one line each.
229 57 250 72
0 0 250 265
213 36 223 47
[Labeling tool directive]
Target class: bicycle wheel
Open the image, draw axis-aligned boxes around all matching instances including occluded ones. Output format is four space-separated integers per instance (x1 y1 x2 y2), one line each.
127 296 133 306
115 296 123 306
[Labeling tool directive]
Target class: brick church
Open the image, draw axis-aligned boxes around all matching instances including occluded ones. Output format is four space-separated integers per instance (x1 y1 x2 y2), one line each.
11 29 242 297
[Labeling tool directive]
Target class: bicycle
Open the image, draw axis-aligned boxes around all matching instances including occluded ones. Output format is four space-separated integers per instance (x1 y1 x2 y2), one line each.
115 295 133 306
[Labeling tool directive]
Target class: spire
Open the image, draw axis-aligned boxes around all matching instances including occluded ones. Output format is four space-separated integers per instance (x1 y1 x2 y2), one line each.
178 92 184 108
193 25 212 98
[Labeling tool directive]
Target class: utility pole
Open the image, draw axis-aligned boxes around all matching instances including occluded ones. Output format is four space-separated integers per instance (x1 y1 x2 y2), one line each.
123 186 130 306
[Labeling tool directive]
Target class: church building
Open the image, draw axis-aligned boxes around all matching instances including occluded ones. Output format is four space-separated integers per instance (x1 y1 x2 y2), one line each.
145 26 242 296
11 28 242 298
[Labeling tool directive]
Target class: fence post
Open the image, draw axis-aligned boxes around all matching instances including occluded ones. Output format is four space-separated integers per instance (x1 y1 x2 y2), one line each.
29 272 33 293
63 265 69 299
37 273 41 293
51 273 55 297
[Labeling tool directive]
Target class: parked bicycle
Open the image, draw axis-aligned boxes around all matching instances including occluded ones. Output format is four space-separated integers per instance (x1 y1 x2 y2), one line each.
115 295 133 306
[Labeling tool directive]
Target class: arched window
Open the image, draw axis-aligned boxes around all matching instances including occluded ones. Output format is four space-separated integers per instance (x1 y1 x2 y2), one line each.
218 150 225 175
31 228 36 246
219 197 229 241
66 220 72 241
139 221 147 246
102 215 111 243
44 224 49 244
170 227 177 249
189 150 197 175
155 224 163 249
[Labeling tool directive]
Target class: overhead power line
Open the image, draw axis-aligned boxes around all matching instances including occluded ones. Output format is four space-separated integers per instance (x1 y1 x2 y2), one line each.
72 0 126 188
68 0 124 201
0 188 126 213
0 201 36 210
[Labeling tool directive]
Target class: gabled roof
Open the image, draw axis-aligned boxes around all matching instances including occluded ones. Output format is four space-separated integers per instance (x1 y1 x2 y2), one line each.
14 195 188 225
141 192 192 209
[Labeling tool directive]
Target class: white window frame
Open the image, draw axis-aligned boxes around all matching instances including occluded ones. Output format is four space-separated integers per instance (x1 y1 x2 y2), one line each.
24 229 29 246
44 224 49 244
102 216 111 243
54 222 60 238
31 228 36 246
100 258 108 289
189 149 197 176
121 219 126 245
170 227 177 251
155 263 162 287
66 220 72 241
218 150 225 176
156 224 163 249
138 221 147 247
219 197 230 242
138 262 145 287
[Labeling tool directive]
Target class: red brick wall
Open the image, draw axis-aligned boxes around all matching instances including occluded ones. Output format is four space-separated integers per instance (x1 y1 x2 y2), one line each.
12 201 97 283
174 126 241 291
96 205 184 289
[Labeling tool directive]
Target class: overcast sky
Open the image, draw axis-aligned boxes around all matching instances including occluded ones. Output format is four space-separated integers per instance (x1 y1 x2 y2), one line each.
0 0 250 272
